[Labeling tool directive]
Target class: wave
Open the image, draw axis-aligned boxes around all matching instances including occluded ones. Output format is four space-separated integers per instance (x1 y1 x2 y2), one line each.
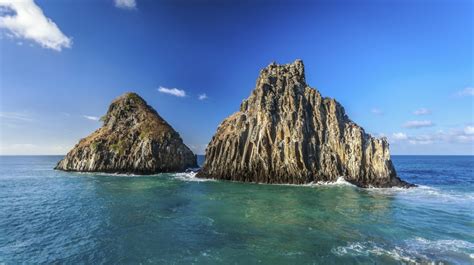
332 237 474 263
169 174 357 187
312 176 356 187
367 184 474 203
67 171 145 177
172 172 216 182
331 241 419 263
249 176 357 188
406 237 474 255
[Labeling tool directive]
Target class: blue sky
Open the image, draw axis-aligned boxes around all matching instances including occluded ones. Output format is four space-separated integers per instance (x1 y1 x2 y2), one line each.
0 0 472 155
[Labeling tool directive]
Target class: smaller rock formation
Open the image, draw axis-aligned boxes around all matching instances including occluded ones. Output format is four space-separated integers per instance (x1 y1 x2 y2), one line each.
55 92 197 174
197 60 413 188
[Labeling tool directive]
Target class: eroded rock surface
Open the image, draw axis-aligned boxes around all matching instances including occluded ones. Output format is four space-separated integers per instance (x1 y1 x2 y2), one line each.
55 92 197 174
197 60 413 188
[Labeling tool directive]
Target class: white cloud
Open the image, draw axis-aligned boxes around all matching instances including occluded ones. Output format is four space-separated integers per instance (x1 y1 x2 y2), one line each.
198 93 208 100
114 0 136 9
413 108 431 115
0 0 72 51
456 87 474 97
0 111 32 122
464 126 474 135
392 132 408 140
403 120 434 129
83 115 99 121
158 86 186 97
371 108 383 115
408 135 434 145
391 127 474 146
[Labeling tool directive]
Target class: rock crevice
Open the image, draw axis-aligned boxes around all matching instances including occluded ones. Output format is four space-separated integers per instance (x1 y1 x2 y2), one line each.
197 60 413 188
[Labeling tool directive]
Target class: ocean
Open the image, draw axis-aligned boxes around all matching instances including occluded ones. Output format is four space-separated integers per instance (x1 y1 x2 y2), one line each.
0 155 472 264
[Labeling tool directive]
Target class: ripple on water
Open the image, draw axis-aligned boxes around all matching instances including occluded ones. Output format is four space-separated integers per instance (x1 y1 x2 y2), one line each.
332 237 474 264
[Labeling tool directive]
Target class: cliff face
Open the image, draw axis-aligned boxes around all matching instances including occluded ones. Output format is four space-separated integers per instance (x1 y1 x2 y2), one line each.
197 60 412 188
55 92 197 174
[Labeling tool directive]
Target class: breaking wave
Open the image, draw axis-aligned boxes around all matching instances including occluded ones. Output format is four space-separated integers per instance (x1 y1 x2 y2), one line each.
172 172 216 182
312 176 356 187
332 238 474 263
367 184 474 203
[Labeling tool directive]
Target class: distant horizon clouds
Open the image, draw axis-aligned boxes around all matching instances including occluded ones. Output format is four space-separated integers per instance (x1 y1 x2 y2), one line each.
0 0 72 51
403 120 435 129
158 86 186 97
389 125 473 146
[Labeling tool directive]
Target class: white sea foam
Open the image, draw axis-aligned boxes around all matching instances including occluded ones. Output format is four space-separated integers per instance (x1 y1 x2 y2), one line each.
72 171 145 177
406 237 474 255
312 176 356 187
332 238 474 263
172 172 216 182
367 184 474 203
331 241 419 263
269 177 356 188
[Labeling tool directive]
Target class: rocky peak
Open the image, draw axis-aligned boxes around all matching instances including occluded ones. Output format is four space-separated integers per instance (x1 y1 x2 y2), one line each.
101 92 161 129
198 60 413 188
241 59 308 112
55 92 197 174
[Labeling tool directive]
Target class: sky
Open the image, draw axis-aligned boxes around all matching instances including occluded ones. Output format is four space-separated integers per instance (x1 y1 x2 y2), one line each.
0 0 472 155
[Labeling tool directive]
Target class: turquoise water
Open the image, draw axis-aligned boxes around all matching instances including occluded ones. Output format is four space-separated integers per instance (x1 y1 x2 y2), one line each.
1 156 473 264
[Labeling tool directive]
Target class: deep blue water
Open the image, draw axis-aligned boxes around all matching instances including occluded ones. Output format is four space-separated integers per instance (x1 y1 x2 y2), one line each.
0 155 473 264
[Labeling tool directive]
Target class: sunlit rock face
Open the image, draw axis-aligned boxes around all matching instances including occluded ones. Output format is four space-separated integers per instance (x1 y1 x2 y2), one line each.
198 60 413 188
55 92 197 174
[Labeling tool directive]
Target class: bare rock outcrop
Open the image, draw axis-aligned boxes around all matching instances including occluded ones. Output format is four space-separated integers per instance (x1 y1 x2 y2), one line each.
55 92 197 174
197 60 413 188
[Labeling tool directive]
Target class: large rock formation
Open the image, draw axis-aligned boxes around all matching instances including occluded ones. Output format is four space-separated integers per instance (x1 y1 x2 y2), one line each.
197 60 413 188
55 92 197 174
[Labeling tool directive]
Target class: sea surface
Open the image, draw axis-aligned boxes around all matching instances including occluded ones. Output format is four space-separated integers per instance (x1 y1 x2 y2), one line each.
0 155 473 264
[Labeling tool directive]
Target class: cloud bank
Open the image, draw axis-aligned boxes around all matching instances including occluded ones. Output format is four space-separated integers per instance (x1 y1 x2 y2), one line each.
158 86 186 97
0 0 72 51
389 126 474 145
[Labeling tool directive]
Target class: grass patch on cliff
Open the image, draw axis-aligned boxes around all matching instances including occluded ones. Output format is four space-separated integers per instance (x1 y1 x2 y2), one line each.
139 125 153 140
110 140 126 155
90 141 99 151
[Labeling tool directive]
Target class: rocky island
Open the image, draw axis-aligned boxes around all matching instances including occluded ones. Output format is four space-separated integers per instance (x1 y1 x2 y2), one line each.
197 60 413 188
55 92 197 174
